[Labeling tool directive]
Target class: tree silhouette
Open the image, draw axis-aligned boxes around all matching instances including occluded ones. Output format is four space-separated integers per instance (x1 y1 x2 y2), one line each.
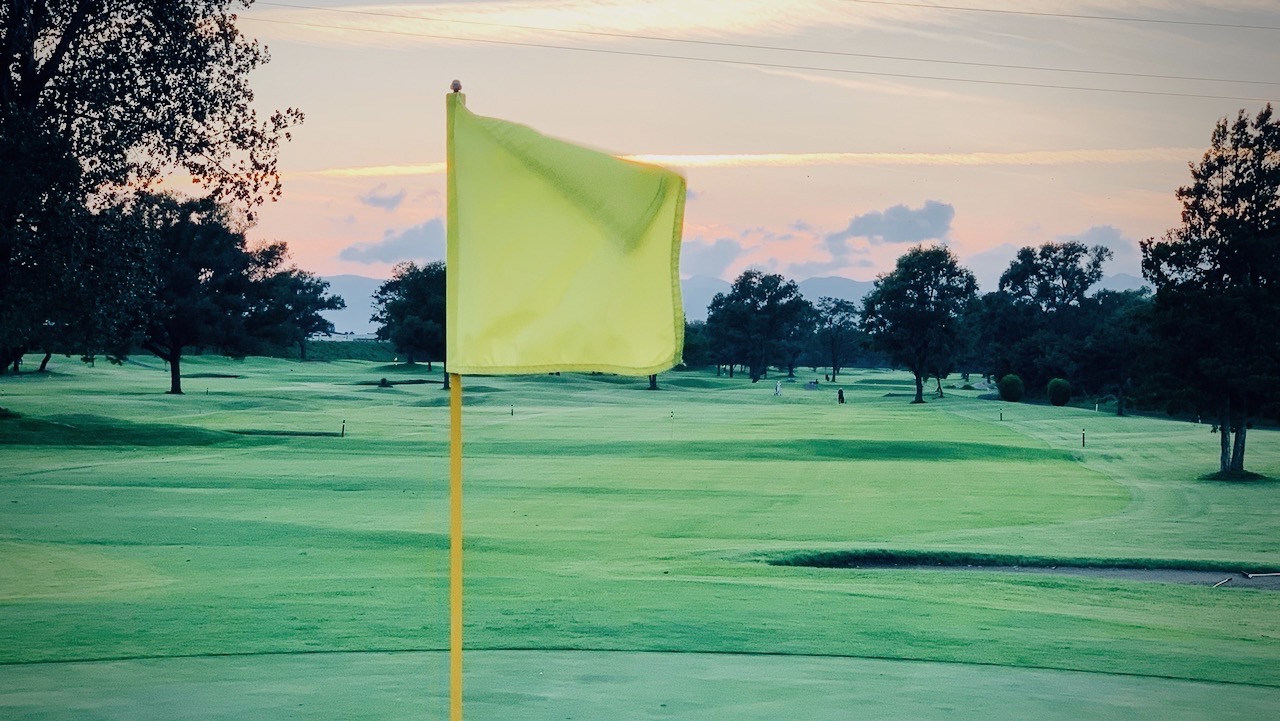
1142 105 1280 475
861 246 977 404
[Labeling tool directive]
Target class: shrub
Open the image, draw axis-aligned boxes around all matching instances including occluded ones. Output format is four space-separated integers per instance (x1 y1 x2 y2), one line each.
998 374 1024 402
1047 378 1072 406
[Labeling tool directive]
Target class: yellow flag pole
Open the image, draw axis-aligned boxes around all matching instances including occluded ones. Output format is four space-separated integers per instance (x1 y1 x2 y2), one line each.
449 372 463 720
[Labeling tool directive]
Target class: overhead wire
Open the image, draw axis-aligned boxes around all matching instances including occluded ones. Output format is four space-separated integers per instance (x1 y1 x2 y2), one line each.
239 14 1278 103
254 1 1280 88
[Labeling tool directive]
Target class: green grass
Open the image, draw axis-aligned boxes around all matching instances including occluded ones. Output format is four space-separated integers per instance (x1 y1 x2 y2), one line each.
1 356 1279 719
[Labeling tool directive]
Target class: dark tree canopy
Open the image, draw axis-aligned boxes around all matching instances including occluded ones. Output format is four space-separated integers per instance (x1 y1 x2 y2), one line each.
972 241 1114 393
372 261 446 367
681 320 712 369
705 269 813 382
134 195 286 394
999 241 1112 312
861 245 977 403
1077 289 1153 417
1 0 301 207
1 0 301 370
814 296 861 382
252 269 345 361
1142 104 1280 475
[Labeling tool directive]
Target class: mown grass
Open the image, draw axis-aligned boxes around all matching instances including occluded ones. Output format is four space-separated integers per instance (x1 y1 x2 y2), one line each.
1 356 1279 719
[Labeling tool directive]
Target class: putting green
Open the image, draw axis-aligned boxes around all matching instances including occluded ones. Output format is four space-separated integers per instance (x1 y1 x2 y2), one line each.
2 650 1276 720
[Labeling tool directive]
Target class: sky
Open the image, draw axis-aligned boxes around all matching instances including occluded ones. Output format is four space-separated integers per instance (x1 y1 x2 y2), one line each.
229 0 1280 290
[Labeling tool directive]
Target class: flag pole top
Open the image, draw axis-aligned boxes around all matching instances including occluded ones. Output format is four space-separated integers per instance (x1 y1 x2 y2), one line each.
451 79 462 93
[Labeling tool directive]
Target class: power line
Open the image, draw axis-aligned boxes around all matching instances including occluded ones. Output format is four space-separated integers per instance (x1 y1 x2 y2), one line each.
840 0 1280 32
255 1 1280 87
239 15 1277 103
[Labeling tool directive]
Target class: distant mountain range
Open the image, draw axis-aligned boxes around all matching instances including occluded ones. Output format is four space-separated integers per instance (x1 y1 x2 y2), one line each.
320 272 1150 334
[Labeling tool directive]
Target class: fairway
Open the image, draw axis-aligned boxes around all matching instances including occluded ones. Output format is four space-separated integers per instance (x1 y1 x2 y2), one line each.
3 357 1279 719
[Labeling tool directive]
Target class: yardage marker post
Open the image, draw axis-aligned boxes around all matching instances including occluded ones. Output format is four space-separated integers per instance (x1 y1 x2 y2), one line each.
449 372 464 721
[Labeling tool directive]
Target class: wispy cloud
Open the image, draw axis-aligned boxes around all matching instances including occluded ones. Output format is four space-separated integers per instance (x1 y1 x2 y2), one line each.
359 184 407 211
298 147 1199 179
753 67 973 101
246 1 886 48
632 147 1202 169
299 162 446 178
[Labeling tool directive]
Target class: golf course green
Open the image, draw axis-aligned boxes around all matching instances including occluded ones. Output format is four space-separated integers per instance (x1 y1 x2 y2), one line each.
2 356 1278 719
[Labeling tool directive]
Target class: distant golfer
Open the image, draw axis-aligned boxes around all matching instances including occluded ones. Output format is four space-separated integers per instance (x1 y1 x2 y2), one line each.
774 380 782 396
837 388 845 404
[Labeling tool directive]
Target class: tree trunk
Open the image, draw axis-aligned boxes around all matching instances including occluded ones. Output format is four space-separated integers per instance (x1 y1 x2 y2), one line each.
1116 379 1128 417
728 364 734 378
787 364 795 378
935 376 944 398
169 352 183 394
1218 410 1231 474
299 338 307 361
648 374 658 390
38 352 52 372
912 373 925 403
1230 419 1247 473
442 369 450 391
427 361 433 372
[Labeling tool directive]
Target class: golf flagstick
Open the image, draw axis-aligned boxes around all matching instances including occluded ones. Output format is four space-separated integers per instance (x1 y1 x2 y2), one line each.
449 372 463 720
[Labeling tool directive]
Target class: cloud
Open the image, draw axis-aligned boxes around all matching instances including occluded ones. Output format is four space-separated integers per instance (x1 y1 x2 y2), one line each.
685 188 702 201
247 1 889 49
295 147 1199 179
338 218 446 264
753 67 972 101
628 148 1200 170
829 200 954 246
681 237 743 278
359 184 407 211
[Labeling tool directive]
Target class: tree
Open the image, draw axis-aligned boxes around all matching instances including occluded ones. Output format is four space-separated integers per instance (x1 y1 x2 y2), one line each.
705 270 812 382
999 242 1112 313
1077 289 1153 416
372 261 446 368
1141 105 1280 476
814 297 861 382
984 241 1114 393
253 269 345 361
860 246 977 403
681 320 712 369
777 302 817 379
135 195 286 394
1 1 302 371
0 198 154 372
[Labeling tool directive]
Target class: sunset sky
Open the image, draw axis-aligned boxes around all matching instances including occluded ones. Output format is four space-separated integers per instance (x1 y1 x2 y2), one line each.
233 0 1280 289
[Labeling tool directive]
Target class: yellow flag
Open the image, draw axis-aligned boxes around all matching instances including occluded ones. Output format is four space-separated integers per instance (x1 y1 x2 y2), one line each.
445 93 685 375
